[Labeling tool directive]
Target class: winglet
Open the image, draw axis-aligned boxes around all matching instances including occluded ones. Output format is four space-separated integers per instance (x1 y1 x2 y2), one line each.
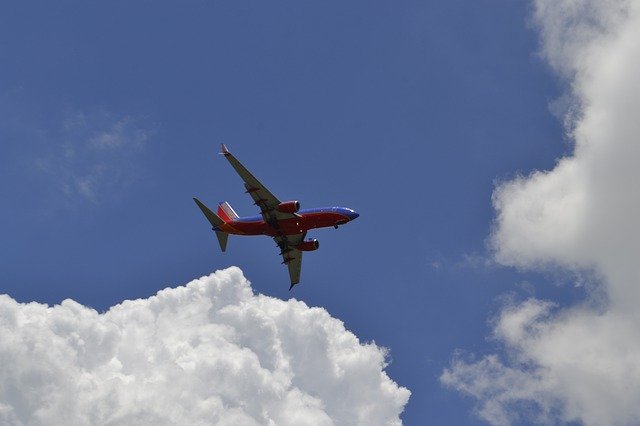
289 283 296 291
220 143 230 155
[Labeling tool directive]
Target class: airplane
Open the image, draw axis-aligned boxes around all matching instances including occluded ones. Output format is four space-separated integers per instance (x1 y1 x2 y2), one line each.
193 144 360 290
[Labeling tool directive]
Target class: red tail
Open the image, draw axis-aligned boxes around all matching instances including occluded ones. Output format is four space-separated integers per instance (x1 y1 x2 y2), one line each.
217 201 239 223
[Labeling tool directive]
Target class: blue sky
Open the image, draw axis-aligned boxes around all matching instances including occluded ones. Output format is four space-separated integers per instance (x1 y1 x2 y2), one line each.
0 1 594 424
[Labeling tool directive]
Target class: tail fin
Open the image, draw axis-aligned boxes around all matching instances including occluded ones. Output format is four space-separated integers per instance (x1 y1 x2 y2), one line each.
217 201 239 223
193 198 229 252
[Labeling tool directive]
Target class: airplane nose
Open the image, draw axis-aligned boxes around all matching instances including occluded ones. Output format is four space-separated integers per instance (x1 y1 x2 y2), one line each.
348 211 360 220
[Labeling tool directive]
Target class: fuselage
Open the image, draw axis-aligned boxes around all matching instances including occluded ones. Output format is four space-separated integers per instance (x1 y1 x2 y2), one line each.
215 207 359 237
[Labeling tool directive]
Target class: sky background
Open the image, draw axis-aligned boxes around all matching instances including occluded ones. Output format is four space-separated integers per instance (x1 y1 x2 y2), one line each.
0 1 595 424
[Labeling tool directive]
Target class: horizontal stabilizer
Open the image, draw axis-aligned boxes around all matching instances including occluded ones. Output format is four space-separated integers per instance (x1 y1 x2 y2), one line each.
194 198 229 252
193 198 224 227
215 230 229 252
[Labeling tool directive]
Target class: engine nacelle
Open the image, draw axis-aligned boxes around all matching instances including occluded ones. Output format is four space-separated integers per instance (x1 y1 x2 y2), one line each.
296 239 320 251
277 201 300 214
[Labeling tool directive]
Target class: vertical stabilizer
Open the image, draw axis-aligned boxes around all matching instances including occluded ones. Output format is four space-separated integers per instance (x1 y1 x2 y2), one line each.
217 201 239 222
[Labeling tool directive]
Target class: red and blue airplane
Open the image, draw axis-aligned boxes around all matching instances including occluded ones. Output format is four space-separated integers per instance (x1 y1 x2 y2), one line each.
194 144 359 290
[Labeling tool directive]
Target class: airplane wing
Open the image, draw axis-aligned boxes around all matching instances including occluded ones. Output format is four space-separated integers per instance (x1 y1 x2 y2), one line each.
274 233 305 290
220 144 297 227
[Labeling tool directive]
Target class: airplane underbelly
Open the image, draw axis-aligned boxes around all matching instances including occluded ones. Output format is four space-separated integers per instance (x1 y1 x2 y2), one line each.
281 213 345 234
227 221 268 235
232 213 349 237
278 218 305 234
308 213 343 228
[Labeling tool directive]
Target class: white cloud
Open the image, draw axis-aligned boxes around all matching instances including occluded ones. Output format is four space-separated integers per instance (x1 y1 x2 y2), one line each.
0 267 409 425
87 116 149 149
44 109 152 203
0 101 152 205
443 1 640 425
0 91 151 205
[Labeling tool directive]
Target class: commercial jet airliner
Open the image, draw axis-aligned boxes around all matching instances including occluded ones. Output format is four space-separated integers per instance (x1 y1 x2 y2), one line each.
194 144 359 290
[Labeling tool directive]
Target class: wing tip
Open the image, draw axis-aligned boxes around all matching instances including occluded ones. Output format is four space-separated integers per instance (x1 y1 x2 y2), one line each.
220 143 230 155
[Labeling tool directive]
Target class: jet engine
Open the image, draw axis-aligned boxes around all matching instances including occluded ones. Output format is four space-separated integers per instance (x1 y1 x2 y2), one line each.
296 239 320 251
277 201 300 214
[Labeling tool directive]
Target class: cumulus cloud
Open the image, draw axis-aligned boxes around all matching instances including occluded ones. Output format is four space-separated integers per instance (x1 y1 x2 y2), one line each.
0 267 409 425
443 1 640 425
